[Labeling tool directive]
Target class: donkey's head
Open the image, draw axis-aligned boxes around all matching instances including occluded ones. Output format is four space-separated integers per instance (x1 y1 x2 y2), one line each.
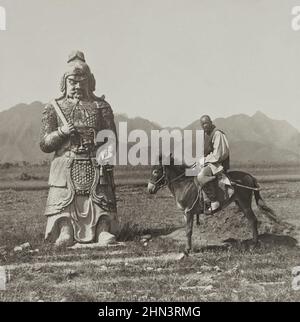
147 154 169 194
147 154 187 194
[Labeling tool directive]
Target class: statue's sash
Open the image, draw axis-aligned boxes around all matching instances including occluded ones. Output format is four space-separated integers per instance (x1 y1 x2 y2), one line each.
51 99 69 126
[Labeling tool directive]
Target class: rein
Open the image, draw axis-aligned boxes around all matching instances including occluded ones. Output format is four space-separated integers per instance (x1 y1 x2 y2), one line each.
150 165 186 188
151 165 201 215
169 170 186 184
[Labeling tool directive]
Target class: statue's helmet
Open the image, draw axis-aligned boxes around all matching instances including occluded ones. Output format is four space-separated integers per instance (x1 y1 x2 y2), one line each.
60 50 96 95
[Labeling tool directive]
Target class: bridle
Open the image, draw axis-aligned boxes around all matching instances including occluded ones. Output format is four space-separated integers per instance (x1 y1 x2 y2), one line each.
149 165 186 191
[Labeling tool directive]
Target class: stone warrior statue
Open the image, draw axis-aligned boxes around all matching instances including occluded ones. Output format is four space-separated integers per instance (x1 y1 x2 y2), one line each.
40 50 120 247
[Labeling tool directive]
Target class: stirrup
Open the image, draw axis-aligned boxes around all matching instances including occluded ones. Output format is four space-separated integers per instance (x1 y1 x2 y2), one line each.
204 207 221 216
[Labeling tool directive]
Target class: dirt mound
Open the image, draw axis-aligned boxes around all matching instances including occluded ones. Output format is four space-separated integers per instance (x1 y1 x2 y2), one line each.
164 205 297 248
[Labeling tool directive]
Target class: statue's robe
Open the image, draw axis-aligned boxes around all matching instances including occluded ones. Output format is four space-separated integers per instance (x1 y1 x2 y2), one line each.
40 96 119 243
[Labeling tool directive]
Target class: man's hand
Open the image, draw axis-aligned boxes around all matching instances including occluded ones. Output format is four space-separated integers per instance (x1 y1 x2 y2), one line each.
199 157 206 167
60 121 76 136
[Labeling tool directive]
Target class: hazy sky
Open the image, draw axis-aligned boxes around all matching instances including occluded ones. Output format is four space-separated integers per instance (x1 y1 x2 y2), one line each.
1 0 300 129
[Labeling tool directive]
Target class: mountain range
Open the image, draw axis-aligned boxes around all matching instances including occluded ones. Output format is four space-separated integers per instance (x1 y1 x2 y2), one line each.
0 101 299 164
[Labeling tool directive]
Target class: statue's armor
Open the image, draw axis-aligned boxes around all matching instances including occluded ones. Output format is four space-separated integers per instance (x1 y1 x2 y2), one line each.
40 50 119 244
40 97 116 155
40 97 117 216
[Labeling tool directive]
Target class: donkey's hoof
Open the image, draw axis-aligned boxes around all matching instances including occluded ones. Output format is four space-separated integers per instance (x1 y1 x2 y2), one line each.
251 239 261 249
184 248 191 256
246 239 261 251
177 252 188 261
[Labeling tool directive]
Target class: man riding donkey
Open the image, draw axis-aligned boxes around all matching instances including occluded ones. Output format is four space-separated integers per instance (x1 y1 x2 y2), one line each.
196 115 232 214
148 115 278 254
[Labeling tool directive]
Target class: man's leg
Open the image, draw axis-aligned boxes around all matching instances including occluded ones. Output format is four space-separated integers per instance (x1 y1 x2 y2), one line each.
197 166 220 212
204 181 220 211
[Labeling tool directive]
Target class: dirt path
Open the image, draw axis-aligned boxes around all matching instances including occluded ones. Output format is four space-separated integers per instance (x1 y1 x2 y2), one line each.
4 252 184 271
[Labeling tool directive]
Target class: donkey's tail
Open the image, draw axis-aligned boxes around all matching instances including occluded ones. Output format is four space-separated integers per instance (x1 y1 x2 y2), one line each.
252 176 279 223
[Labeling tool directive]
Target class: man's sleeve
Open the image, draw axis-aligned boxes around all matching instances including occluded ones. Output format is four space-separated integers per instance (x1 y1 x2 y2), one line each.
40 103 66 153
205 131 229 164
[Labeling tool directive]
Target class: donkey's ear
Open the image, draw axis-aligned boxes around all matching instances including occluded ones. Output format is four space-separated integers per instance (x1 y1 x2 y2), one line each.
169 153 174 165
158 153 163 164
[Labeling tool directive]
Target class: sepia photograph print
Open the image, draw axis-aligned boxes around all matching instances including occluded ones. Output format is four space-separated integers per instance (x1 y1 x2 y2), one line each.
0 0 300 309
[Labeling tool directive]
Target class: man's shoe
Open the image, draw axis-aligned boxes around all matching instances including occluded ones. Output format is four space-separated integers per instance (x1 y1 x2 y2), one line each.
211 201 220 210
204 201 221 215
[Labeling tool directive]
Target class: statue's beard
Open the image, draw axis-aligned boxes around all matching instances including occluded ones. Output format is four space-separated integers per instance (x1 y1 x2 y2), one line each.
67 90 87 100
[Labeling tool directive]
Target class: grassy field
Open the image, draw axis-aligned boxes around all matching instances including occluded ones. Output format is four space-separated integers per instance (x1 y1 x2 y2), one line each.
0 165 300 301
0 164 299 189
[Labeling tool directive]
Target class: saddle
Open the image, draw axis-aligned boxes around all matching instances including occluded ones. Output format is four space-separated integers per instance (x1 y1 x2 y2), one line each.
214 172 235 202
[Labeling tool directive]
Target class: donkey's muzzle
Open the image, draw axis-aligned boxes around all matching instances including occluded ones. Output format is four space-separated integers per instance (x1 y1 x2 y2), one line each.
147 182 157 194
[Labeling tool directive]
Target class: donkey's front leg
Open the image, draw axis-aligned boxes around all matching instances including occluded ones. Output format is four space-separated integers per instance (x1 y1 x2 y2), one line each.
185 213 194 255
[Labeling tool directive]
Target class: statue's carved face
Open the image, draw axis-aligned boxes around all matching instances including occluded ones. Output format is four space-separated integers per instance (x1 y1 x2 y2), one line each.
66 75 89 100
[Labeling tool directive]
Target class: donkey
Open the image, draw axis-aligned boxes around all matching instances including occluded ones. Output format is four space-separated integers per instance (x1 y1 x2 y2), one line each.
147 156 277 254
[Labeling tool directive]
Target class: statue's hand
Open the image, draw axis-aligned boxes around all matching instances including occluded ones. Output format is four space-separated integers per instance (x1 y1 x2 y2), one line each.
60 121 76 136
96 144 116 166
